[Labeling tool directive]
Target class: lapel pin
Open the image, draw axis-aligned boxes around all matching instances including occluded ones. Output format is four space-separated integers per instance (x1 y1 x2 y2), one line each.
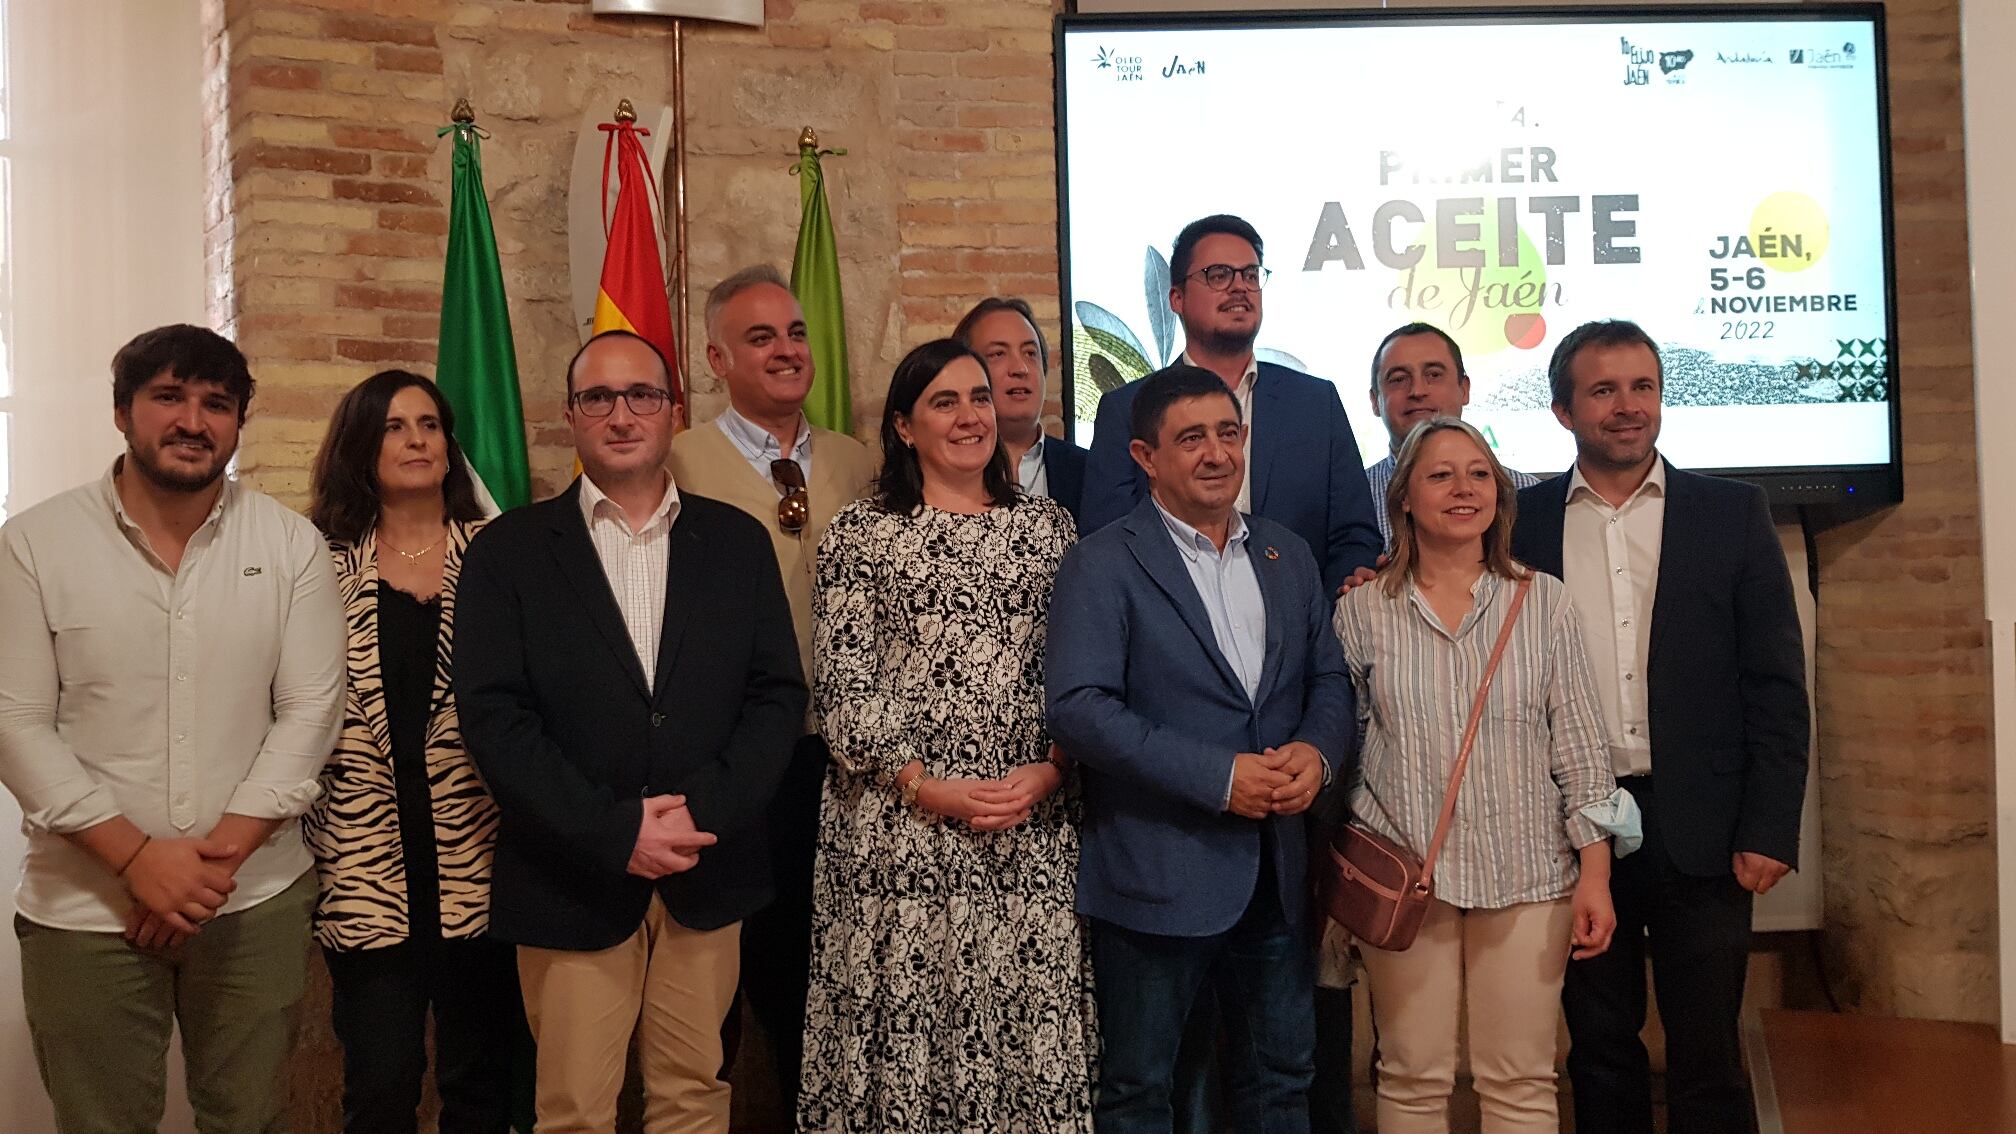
1265 546 1279 560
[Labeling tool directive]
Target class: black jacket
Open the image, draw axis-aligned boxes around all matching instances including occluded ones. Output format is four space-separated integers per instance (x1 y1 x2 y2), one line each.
1512 462 1808 876
1043 434 1088 524
454 482 807 948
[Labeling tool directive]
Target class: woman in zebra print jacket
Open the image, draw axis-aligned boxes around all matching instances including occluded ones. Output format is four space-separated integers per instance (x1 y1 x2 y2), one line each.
304 370 525 1134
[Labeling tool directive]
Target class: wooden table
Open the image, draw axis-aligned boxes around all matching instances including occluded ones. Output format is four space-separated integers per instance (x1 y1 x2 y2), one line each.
1749 1009 2016 1133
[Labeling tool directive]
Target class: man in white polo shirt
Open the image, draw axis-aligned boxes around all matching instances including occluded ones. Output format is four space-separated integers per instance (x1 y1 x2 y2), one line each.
0 324 345 1132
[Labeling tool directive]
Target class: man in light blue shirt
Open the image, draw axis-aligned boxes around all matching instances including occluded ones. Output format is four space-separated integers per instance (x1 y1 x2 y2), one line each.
1048 365 1353 1134
1364 323 1540 547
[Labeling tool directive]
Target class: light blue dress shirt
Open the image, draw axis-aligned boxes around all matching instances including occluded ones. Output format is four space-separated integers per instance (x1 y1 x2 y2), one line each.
1152 498 1267 704
717 405 813 489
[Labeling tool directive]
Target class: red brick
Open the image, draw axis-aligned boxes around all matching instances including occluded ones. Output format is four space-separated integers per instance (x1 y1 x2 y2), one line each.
384 314 441 339
861 2 942 23
336 284 437 312
244 144 372 176
341 231 441 258
379 208 448 235
323 14 436 46
247 63 323 91
956 53 1050 79
894 27 987 53
895 128 986 153
957 103 1051 129
768 26 831 49
375 46 443 74
333 179 440 206
329 124 433 153
376 154 430 179
336 337 434 363
958 249 1055 274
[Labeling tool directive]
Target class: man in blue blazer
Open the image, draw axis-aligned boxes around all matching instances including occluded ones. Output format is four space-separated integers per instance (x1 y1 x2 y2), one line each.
1049 366 1354 1134
1080 215 1380 593
1510 320 1807 1134
955 295 1089 521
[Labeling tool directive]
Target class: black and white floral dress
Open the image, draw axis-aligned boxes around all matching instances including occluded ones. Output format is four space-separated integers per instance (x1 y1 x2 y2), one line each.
797 496 1096 1134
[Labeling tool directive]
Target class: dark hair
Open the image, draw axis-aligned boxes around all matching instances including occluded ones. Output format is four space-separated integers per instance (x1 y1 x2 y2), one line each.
111 324 256 423
1548 319 1663 408
309 370 486 545
952 296 1049 373
1370 322 1466 393
566 328 673 396
873 338 1019 515
1169 214 1264 286
1129 364 1243 446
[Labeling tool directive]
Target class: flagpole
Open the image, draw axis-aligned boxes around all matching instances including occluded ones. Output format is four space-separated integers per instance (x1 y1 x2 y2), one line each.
670 17 692 386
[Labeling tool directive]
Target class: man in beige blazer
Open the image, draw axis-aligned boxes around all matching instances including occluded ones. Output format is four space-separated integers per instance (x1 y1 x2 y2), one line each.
666 265 874 1110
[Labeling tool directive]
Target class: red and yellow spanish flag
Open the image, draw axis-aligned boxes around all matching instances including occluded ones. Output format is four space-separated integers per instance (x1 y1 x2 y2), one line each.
593 105 683 413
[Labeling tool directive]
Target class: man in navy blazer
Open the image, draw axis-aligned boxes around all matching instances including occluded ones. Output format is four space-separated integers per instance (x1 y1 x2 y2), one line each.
955 295 1089 521
1049 366 1353 1134
1510 320 1807 1134
1079 215 1380 592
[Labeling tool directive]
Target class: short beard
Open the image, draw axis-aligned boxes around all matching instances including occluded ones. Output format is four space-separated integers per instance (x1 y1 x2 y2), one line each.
127 442 228 494
1193 325 1259 358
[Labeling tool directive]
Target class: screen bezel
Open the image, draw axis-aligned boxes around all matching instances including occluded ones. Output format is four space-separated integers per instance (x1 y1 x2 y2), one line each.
1052 3 1902 505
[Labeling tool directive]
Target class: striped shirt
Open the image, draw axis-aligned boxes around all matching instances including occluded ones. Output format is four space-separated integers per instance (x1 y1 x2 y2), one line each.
578 472 679 686
1365 454 1541 548
1332 568 1617 909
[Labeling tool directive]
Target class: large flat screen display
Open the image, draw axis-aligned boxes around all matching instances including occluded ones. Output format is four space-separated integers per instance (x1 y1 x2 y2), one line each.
1057 5 1900 502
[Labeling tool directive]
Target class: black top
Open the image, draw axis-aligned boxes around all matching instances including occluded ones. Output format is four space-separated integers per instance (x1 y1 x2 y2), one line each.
377 581 443 942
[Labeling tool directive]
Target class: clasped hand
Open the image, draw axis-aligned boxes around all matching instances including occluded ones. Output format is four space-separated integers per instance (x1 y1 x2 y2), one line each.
122 836 241 951
627 794 719 879
916 761 1064 831
1228 742 1325 819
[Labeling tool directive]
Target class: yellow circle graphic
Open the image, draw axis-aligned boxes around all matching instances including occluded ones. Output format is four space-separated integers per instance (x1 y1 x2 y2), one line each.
1749 192 1830 273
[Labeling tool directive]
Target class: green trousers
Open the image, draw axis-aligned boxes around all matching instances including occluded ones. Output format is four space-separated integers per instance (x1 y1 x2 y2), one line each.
16 870 315 1134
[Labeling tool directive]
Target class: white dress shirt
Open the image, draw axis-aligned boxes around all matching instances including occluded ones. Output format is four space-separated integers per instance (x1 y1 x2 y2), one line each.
0 463 345 931
1015 439 1050 500
1560 459 1667 777
1180 351 1259 514
578 472 680 686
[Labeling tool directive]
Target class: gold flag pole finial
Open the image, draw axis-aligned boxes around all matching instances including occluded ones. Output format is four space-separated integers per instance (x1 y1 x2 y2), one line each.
615 97 638 124
451 97 475 125
799 126 819 150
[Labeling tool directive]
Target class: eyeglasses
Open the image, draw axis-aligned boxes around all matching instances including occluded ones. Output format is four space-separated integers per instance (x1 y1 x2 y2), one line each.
771 459 809 536
1185 264 1271 291
569 385 672 417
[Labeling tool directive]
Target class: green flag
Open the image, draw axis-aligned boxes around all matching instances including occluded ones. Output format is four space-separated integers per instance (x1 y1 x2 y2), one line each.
435 118 530 510
791 137 852 434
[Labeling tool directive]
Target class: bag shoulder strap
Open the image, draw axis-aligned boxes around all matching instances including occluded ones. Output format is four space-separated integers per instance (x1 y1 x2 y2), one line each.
1417 574 1532 884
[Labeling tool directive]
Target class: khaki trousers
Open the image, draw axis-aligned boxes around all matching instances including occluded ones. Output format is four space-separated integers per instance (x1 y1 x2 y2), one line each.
1358 897 1575 1134
517 896 740 1134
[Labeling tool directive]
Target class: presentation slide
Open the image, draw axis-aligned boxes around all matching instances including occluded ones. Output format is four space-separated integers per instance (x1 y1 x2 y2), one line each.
1059 15 1893 477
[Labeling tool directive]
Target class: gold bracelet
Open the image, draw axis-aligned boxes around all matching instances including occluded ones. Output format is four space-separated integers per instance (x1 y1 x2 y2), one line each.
899 773 927 811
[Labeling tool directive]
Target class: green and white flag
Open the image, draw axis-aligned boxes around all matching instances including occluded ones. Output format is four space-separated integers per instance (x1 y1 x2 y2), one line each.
435 117 530 510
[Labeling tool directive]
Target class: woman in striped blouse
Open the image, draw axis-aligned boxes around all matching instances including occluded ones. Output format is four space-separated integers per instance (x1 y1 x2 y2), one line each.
1332 416 1637 1134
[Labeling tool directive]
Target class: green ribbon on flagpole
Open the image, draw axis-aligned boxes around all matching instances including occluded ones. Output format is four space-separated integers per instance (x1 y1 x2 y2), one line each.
791 129 853 435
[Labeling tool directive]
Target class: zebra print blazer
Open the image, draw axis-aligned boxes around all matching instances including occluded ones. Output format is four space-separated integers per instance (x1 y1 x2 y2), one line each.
302 520 500 950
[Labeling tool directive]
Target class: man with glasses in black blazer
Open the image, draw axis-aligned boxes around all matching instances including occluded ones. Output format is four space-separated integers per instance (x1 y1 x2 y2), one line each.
457 329 806 1132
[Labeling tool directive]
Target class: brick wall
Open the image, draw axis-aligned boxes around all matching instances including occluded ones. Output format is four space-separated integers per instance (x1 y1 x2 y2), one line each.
205 0 1062 514
197 1 1991 1120
1811 1 1995 1021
